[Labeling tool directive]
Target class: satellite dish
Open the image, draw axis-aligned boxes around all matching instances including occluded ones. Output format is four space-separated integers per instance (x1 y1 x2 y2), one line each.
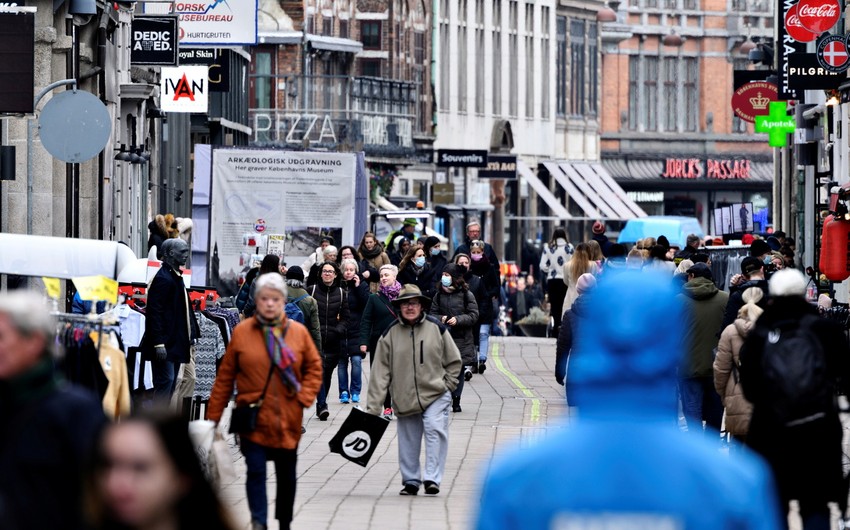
38 89 111 163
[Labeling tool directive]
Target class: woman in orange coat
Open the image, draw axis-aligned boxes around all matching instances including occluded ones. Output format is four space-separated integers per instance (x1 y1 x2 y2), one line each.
207 273 323 530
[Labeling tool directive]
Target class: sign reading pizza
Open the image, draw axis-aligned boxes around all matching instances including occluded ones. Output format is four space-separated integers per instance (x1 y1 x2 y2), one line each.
731 82 778 123
816 33 850 73
160 65 209 113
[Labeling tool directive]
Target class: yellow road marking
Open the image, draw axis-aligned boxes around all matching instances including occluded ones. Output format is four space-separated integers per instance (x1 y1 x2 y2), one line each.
490 342 540 424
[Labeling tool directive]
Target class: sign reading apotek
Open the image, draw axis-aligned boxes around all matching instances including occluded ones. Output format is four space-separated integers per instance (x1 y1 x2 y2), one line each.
160 66 209 113
131 16 178 66
435 149 488 168
755 102 796 147
477 155 518 179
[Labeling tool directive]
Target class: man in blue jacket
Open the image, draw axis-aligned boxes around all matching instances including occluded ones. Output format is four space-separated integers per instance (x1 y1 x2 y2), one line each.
476 270 782 530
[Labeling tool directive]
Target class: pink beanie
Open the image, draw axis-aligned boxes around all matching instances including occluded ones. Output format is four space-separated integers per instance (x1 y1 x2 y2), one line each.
576 273 597 295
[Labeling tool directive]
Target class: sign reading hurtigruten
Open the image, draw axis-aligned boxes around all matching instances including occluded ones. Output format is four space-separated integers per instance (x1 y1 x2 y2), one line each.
661 158 752 180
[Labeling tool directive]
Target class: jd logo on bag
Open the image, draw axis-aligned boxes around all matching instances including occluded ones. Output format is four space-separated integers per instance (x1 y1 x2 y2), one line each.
328 408 389 467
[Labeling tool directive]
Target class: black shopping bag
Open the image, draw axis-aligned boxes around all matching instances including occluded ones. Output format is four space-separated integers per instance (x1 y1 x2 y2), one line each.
328 407 390 467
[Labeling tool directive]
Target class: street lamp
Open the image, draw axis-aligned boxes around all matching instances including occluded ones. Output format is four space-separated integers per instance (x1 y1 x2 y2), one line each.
662 29 684 47
148 182 184 202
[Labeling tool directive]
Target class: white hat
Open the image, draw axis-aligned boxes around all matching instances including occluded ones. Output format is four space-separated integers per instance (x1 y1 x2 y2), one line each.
768 268 807 297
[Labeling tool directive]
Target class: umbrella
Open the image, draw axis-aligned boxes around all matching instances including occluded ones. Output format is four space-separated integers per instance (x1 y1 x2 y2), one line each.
617 216 705 248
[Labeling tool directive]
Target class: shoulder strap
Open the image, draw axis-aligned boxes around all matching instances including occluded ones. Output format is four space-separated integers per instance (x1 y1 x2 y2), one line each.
258 322 289 404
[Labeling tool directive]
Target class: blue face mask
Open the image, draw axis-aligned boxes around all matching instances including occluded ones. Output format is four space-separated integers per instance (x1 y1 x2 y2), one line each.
414 256 426 267
763 256 773 265
430 247 441 256
441 276 452 287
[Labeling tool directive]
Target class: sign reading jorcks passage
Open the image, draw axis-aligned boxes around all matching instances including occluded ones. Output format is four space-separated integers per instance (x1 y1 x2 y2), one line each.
160 66 209 113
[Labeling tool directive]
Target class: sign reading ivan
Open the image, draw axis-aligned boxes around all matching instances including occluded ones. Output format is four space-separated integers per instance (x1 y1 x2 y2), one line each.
160 66 208 113
131 16 178 66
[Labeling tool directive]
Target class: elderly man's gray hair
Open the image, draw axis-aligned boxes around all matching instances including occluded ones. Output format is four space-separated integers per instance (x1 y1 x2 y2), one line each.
0 291 56 343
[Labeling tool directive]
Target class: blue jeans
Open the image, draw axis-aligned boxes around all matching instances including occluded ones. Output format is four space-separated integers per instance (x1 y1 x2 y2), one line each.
679 376 723 436
337 355 362 395
152 359 179 402
478 324 490 362
240 437 297 527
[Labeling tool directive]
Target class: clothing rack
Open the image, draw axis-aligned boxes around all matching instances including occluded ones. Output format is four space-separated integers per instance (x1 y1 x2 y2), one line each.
52 311 117 351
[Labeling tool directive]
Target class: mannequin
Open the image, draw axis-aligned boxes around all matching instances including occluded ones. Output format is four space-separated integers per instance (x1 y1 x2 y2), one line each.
142 238 199 401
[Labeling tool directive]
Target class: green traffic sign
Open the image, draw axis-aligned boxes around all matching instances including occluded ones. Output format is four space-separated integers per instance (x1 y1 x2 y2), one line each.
754 101 795 147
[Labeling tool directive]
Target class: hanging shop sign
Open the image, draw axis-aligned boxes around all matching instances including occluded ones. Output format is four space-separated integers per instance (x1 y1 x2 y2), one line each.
179 48 230 92
815 33 850 73
755 102 796 147
786 53 846 90
780 0 805 99
477 155 518 179
435 149 488 168
661 158 753 180
143 0 257 46
730 82 778 123
160 65 209 113
785 3 819 42
130 16 179 66
0 12 34 113
797 0 842 34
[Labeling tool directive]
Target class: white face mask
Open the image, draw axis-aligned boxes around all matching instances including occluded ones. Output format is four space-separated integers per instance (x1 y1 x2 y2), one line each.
441 276 452 287
414 256 426 267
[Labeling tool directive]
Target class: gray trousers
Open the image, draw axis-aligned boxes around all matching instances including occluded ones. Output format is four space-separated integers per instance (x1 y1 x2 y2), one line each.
396 391 451 487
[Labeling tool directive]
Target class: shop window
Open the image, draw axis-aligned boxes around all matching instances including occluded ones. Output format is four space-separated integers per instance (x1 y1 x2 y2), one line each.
361 21 381 50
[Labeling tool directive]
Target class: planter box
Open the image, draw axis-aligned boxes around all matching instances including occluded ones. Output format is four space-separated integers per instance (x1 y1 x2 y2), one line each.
517 323 549 338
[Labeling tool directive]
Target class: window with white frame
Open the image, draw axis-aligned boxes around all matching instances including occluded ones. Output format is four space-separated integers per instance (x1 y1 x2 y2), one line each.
541 6 550 119
459 0 468 112
642 56 658 130
684 57 698 131
475 0 485 114
525 2 534 118
587 22 598 116
569 19 584 116
493 0 502 116
439 0 449 111
732 59 749 133
556 16 567 117
628 54 700 132
509 0 518 117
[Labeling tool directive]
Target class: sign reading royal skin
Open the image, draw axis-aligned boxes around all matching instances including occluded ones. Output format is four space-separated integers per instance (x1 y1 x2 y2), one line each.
209 149 357 295
144 0 257 45
130 16 178 65
160 66 209 113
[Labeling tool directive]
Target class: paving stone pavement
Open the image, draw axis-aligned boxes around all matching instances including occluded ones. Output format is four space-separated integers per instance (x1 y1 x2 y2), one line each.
215 336 570 530
213 336 850 530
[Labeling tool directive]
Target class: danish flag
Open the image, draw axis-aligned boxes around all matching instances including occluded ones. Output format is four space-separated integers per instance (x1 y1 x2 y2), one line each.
822 40 849 67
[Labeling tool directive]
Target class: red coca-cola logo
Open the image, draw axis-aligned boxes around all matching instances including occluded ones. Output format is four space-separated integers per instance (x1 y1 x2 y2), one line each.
785 4 818 42
797 0 842 34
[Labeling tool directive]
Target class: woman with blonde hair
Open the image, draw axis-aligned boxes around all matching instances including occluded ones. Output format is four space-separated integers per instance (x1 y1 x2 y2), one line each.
562 242 599 313
713 286 763 447
626 248 644 269
586 240 604 268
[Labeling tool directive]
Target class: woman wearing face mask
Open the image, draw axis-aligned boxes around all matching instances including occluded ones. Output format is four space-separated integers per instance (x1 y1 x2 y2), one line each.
398 246 436 298
339 258 370 405
358 232 390 294
88 411 238 530
422 236 447 293
360 264 403 420
468 240 499 372
429 264 479 412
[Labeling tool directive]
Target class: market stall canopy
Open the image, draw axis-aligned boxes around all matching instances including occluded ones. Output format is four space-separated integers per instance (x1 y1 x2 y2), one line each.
541 160 646 220
616 216 705 248
0 234 137 280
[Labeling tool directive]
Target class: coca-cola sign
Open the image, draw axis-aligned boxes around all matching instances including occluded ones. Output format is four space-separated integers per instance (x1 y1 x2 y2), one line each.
785 4 819 42
797 0 842 34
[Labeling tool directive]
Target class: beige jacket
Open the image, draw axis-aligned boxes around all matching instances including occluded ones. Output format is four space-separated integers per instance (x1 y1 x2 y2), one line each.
713 318 754 436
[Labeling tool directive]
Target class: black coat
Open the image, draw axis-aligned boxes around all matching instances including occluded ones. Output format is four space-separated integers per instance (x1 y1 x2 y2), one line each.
455 239 501 279
556 293 590 384
342 278 370 357
740 296 850 504
360 292 398 355
0 359 107 530
142 263 199 363
719 278 769 333
469 257 500 322
310 280 349 355
398 263 437 299
430 286 479 365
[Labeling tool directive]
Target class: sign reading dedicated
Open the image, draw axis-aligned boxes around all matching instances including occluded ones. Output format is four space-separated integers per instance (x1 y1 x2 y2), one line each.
816 33 850 73
144 0 257 46
731 82 777 123
160 66 209 113
130 16 178 65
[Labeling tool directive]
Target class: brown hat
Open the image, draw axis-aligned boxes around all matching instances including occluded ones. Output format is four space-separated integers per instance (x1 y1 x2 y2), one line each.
390 284 432 309
592 221 605 235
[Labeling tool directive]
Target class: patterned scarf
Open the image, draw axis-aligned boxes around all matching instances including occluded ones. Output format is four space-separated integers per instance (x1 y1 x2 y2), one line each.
255 314 301 393
379 280 403 301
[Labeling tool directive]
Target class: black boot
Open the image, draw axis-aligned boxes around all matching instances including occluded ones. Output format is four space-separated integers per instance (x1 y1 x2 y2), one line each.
478 360 487 374
452 396 462 413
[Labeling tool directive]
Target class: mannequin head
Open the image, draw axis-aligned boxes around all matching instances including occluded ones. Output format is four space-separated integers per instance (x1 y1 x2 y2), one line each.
161 239 189 270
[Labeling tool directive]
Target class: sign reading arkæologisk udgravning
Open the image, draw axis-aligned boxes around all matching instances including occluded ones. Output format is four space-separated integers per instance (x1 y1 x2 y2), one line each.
209 149 356 295
661 158 753 180
159 66 209 113
477 155 518 179
130 16 178 66
143 0 257 46
179 48 231 92
435 149 489 168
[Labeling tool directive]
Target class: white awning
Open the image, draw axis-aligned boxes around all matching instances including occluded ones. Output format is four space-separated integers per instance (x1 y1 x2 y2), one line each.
0 234 138 280
517 160 571 220
306 34 364 54
542 160 646 220
257 31 303 45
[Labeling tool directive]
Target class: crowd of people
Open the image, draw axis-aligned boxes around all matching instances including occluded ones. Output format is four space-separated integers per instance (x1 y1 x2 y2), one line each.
1 217 847 530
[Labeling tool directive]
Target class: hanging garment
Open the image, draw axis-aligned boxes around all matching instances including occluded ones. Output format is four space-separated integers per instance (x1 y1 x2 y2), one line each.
90 332 131 420
193 311 226 400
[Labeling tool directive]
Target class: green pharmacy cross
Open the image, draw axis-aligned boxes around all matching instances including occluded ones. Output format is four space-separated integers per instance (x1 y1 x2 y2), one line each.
755 102 796 147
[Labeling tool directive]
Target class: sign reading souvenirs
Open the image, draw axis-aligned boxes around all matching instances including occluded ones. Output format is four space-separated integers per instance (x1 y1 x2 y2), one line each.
130 16 178 66
435 149 489 168
816 33 850 73
755 102 796 147
796 0 842 34
0 12 34 113
477 155 518 179
160 65 209 113
143 0 258 46
786 3 818 42
661 158 753 180
730 82 777 123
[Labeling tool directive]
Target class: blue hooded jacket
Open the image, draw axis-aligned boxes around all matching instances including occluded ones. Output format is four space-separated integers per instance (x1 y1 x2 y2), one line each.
476 270 782 530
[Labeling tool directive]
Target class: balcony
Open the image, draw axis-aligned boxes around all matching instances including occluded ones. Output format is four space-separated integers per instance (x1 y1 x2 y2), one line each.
249 75 428 159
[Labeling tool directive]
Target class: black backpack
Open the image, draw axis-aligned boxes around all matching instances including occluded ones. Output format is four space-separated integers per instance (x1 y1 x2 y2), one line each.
758 314 833 426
